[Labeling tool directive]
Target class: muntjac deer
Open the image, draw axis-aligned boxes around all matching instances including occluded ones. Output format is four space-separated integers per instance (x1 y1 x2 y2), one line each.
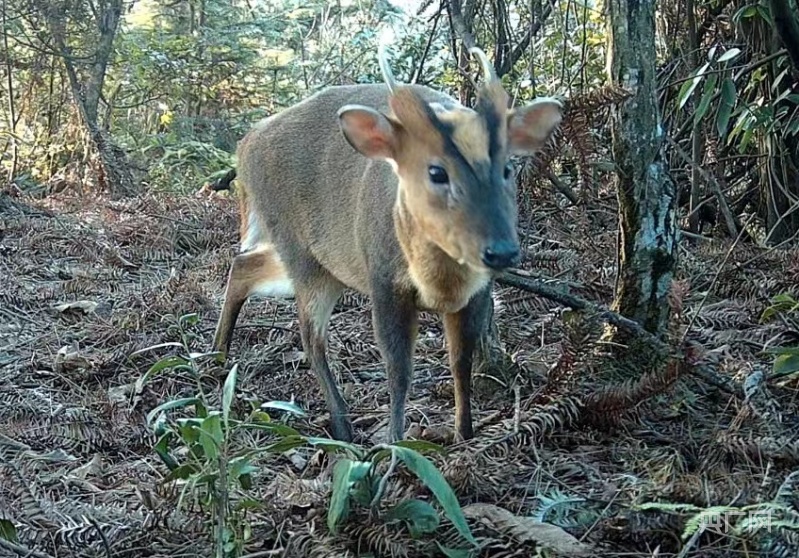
213 44 563 443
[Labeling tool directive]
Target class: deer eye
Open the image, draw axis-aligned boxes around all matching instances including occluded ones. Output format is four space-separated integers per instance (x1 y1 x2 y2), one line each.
428 165 449 185
503 163 513 180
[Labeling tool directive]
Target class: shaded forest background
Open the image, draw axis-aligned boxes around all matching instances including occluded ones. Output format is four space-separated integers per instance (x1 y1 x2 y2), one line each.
2 0 799 557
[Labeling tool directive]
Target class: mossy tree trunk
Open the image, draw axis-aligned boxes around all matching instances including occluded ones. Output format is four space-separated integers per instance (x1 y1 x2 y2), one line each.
606 0 678 336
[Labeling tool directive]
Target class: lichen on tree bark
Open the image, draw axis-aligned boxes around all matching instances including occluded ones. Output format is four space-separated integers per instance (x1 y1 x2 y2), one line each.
606 0 678 336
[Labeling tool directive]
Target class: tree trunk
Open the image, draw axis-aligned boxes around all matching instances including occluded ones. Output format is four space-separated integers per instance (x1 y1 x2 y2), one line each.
42 0 138 198
606 0 678 336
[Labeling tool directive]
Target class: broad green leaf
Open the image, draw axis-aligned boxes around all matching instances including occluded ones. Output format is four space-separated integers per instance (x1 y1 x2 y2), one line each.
328 458 354 533
145 397 201 426
385 499 440 537
717 48 742 63
261 400 307 416
392 439 447 455
198 414 223 459
773 354 799 376
222 363 239 430
306 437 361 456
392 446 477 546
678 62 710 109
0 519 18 542
136 355 190 393
265 435 308 453
695 73 718 123
732 5 758 22
716 78 737 138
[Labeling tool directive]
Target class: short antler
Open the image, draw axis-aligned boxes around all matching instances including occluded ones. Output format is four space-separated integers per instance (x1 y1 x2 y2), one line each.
468 47 498 84
378 37 398 93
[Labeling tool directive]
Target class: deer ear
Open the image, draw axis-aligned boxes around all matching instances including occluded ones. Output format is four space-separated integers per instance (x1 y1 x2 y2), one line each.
338 105 398 160
506 98 563 155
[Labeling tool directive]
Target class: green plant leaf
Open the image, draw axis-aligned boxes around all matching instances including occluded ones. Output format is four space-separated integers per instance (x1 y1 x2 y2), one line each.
165 463 200 481
386 499 440 537
678 62 710 109
243 422 303 437
436 543 474 558
392 439 447 454
773 354 799 376
392 446 477 546
328 458 354 534
306 437 362 456
694 73 717 123
136 355 190 393
261 400 307 416
0 519 18 543
716 78 736 138
265 435 308 453
179 313 200 327
198 413 223 459
146 397 201 426
222 363 239 431
129 342 184 357
717 48 742 63
762 346 799 356
153 432 179 470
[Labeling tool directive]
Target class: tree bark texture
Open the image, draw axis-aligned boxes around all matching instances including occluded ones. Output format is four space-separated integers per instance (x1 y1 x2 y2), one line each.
606 0 678 335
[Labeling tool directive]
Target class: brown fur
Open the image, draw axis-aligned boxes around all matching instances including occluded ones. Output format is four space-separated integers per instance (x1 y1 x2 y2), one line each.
213 62 562 443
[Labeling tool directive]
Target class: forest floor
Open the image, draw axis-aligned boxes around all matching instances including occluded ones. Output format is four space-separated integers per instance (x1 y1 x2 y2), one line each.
1 184 798 558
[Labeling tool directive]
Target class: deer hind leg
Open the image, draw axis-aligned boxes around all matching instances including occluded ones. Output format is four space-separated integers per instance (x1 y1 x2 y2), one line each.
213 245 295 358
293 273 351 442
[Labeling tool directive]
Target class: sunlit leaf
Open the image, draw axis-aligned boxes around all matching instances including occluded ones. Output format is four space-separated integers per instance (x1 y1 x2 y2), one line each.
222 364 239 430
773 354 799 376
678 62 710 109
717 48 741 63
261 400 307 416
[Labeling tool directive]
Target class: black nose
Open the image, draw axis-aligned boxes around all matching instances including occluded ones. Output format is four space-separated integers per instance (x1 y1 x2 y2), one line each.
482 242 520 270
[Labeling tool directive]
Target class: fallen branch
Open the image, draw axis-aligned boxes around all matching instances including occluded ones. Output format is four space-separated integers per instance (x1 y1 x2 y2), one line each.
498 271 741 396
499 271 670 353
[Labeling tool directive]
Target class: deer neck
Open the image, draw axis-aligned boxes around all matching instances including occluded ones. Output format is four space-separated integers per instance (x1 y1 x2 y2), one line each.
393 195 490 314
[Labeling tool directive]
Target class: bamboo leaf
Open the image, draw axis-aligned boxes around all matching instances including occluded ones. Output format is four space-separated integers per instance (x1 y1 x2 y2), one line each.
678 62 710 109
717 48 741 63
695 73 718 123
716 78 737 138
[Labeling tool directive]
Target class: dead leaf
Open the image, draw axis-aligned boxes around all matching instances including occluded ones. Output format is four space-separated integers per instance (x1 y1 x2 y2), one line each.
54 300 98 314
463 503 592 556
54 344 92 373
